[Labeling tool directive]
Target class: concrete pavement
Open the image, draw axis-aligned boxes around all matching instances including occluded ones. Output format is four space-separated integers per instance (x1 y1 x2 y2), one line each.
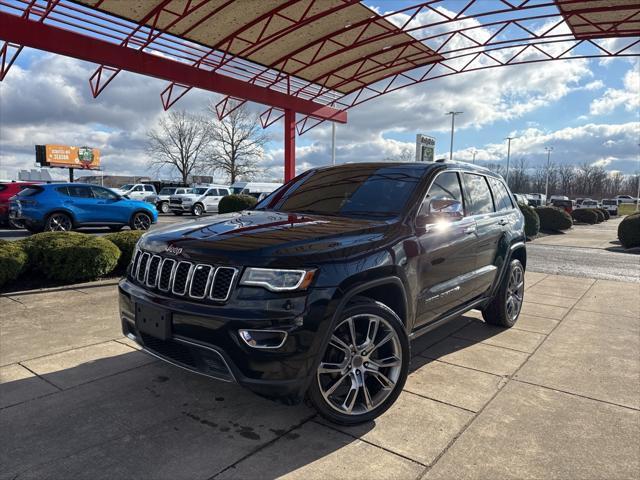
1 272 638 479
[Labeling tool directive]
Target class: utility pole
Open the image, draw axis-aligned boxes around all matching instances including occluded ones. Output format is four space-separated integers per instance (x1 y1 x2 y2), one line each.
505 137 514 186
544 146 553 201
331 122 336 166
472 149 477 164
446 111 463 161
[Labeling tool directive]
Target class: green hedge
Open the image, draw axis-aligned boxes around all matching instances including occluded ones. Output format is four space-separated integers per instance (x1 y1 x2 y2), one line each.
0 240 28 288
572 209 598 224
597 208 610 220
104 230 144 274
22 232 120 282
218 194 258 214
591 208 605 223
518 202 540 238
618 214 640 249
535 206 573 232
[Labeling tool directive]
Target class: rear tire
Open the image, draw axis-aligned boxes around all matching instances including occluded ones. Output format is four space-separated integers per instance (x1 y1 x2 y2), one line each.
130 212 152 230
45 212 73 232
482 259 525 327
308 298 409 425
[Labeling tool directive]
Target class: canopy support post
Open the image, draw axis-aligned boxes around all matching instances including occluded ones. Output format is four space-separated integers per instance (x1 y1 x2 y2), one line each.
284 109 296 182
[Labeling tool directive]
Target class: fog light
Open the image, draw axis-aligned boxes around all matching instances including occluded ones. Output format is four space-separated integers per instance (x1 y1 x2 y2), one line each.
239 329 287 349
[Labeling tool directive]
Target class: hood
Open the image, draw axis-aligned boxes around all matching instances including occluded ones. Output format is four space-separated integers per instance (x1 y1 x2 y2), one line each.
139 210 400 266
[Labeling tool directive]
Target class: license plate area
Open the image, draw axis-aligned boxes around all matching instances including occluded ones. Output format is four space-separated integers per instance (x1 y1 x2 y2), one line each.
135 303 171 340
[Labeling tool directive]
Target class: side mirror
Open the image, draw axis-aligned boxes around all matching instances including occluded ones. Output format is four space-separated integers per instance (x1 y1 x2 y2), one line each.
416 199 464 228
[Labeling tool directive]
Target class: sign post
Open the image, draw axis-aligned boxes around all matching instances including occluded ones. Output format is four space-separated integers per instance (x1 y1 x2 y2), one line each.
415 135 436 162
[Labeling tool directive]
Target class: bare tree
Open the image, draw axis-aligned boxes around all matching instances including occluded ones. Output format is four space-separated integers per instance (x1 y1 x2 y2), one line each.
205 101 269 183
385 147 414 162
558 163 576 197
146 110 211 184
509 157 529 193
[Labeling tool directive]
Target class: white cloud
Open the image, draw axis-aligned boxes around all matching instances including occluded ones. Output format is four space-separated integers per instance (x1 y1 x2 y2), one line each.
589 67 640 115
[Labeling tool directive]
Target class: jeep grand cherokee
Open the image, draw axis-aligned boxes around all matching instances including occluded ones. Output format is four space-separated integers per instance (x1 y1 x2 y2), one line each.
119 162 526 425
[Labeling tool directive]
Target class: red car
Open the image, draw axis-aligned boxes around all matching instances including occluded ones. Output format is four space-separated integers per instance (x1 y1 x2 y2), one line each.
0 181 40 227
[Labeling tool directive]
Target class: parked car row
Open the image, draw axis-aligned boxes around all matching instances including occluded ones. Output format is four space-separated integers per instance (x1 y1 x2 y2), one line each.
513 192 635 216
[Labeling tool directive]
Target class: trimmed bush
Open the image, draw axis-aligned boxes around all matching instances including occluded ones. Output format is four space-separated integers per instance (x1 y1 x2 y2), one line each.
0 239 28 288
104 230 145 274
518 202 540 238
535 206 573 231
597 208 610 220
572 208 598 225
218 194 257 214
618 214 640 249
22 232 120 282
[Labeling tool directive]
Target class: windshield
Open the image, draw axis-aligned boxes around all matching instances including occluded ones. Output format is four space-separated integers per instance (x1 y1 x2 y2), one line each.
602 200 616 205
232 186 245 194
159 188 176 195
17 186 43 197
584 201 597 205
119 184 134 190
255 165 426 219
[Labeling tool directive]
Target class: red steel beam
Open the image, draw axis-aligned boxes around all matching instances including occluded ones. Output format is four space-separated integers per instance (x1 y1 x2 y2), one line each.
0 12 347 123
284 109 296 182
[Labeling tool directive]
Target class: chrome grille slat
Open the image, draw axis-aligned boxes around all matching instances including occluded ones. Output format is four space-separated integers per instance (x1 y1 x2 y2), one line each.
210 267 238 302
132 250 236 303
146 255 162 287
137 252 150 283
189 264 214 299
172 261 193 296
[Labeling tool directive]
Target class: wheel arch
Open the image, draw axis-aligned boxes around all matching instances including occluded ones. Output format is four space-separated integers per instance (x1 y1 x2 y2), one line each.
44 208 76 225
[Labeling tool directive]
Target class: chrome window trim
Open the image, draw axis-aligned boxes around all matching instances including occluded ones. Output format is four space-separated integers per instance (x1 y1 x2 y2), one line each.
158 258 176 292
188 264 214 299
172 261 194 296
146 255 162 288
209 267 238 302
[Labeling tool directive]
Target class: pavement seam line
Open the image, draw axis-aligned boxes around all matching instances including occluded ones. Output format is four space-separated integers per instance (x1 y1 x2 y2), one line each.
400 388 477 414
416 356 511 378
210 414 317 479
16 362 62 392
417 277 597 478
1 338 130 367
449 333 539 355
310 418 428 468
510 379 640 412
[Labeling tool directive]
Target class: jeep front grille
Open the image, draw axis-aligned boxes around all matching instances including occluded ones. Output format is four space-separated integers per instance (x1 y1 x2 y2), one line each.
131 249 237 303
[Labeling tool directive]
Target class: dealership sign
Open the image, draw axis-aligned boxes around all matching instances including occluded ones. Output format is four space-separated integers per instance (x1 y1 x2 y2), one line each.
415 134 435 162
35 144 101 170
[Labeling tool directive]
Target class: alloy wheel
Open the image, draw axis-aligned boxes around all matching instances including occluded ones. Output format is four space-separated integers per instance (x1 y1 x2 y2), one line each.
317 314 402 416
47 213 72 231
193 205 203 216
506 263 524 322
133 213 151 230
160 202 169 213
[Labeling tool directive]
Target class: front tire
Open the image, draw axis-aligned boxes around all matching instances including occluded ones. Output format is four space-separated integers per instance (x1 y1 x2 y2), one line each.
482 259 525 327
308 299 409 425
130 212 152 230
159 202 170 214
192 203 204 216
45 212 73 232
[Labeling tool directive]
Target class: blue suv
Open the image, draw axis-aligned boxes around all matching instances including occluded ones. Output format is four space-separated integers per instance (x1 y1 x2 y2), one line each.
9 183 158 232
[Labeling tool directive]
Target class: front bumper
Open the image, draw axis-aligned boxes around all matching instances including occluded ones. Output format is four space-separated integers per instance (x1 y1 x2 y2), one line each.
169 203 192 212
119 278 338 401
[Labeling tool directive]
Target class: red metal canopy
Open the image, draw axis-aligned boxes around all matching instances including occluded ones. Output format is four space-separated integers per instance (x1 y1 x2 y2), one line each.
1 0 638 181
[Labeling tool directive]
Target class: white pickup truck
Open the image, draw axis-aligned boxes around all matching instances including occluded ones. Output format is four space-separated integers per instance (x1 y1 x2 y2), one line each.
113 183 156 201
169 184 231 216
156 186 191 213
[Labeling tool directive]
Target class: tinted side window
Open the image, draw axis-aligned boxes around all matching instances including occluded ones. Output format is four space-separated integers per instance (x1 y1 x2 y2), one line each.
56 187 70 196
463 173 495 215
144 185 154 191
133 186 143 191
421 171 463 215
91 186 118 200
67 186 93 198
488 177 513 211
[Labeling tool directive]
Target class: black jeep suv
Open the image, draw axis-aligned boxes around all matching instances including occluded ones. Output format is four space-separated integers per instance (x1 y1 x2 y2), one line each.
119 162 526 425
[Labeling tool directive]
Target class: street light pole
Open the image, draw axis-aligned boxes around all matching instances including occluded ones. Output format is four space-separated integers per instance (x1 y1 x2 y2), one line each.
544 146 553 201
505 137 514 186
472 149 477 164
331 122 336 166
446 111 463 161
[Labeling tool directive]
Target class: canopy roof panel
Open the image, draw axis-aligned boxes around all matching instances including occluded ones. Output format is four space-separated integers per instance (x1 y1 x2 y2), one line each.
556 0 640 38
74 0 441 94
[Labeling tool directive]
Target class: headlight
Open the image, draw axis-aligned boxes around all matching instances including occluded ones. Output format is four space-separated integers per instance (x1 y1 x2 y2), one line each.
240 268 316 292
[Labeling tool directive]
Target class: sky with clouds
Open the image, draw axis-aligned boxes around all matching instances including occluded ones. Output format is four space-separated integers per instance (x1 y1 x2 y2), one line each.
0 0 638 183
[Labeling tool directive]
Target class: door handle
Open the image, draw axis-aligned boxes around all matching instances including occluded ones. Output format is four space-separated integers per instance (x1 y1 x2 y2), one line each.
498 218 508 226
464 226 476 235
